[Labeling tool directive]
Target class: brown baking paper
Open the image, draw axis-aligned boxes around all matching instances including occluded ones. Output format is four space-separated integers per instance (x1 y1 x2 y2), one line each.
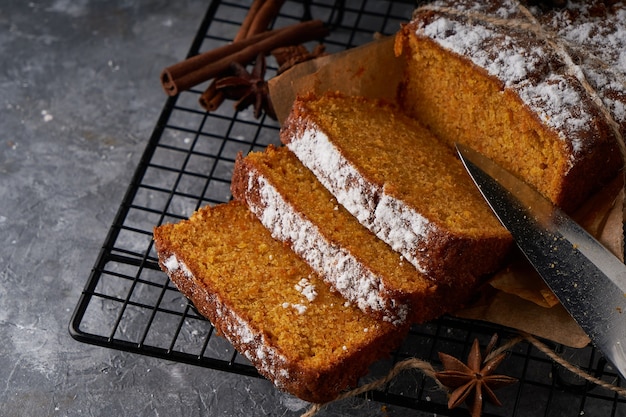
268 36 625 348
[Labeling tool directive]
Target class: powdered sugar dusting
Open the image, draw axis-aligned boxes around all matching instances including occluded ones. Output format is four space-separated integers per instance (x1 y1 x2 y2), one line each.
517 74 589 152
163 255 179 272
287 127 378 226
164 255 193 280
282 302 307 315
416 0 626 157
219 299 291 384
278 278 317 315
162 253 292 385
244 167 408 325
295 277 317 302
549 4 626 129
420 3 541 87
374 192 430 269
287 126 434 276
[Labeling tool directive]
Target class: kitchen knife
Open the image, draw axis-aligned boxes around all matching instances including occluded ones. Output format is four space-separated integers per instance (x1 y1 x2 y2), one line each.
456 143 626 380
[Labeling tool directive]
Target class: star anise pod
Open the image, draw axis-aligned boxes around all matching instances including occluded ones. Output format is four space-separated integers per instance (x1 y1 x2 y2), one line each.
435 334 517 417
215 53 276 120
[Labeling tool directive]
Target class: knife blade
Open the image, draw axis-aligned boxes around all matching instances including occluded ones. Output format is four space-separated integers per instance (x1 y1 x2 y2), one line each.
456 143 626 380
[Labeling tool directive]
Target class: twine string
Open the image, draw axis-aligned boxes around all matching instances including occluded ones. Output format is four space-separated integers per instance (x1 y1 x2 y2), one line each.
301 333 626 417
300 357 442 417
522 333 626 397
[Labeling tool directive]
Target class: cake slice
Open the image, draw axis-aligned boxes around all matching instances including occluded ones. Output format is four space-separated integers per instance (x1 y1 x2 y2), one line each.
232 145 472 325
280 92 512 284
395 0 624 213
153 201 407 403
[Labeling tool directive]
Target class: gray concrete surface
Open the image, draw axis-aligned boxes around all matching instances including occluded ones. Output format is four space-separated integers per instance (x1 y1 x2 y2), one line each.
1 1 623 416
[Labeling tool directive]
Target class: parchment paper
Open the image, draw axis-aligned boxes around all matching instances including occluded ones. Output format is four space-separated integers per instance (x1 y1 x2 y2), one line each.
268 36 625 348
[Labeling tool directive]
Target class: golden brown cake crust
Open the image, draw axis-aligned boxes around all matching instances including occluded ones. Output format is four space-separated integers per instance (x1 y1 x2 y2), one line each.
396 0 625 212
153 202 407 403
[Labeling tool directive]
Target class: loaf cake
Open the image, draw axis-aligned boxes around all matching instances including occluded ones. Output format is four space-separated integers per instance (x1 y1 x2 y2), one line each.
152 1 626 404
395 0 625 213
153 202 407 403
280 92 513 284
232 145 475 325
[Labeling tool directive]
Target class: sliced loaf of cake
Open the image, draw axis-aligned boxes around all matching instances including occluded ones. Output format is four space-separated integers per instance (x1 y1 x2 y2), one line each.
153 201 407 403
232 145 473 325
280 92 513 284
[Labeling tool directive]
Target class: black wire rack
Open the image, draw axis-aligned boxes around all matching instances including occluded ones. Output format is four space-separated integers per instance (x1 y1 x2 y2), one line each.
70 1 626 415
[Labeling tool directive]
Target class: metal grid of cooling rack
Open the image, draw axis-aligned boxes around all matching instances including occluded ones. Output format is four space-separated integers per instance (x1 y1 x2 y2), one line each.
70 1 626 415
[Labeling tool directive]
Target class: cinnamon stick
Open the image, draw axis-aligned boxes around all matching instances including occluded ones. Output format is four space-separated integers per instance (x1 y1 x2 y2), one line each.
202 0 286 111
246 0 286 36
198 80 224 111
234 0 266 42
161 29 279 95
161 20 329 96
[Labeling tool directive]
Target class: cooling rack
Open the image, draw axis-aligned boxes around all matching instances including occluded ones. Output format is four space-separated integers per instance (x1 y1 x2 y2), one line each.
70 1 626 415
